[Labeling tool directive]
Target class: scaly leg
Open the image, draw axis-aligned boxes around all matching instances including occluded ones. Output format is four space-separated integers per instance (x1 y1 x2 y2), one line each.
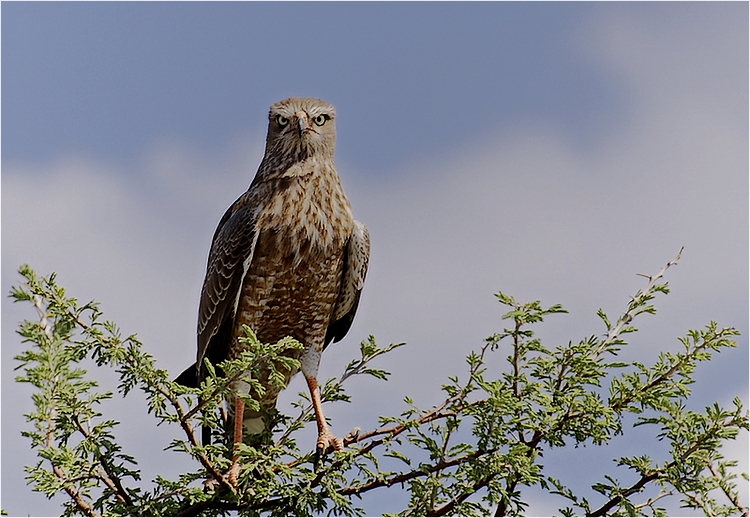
301 345 343 455
227 395 244 486
305 374 343 454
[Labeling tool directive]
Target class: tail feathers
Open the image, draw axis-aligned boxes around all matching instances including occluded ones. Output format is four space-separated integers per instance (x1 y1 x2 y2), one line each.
175 363 198 388
173 364 211 444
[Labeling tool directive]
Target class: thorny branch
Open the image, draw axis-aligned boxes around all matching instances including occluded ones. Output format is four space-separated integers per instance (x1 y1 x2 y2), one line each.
43 280 234 495
14 252 748 516
33 295 99 517
590 416 745 516
709 462 749 516
428 472 497 516
71 415 134 510
603 247 682 347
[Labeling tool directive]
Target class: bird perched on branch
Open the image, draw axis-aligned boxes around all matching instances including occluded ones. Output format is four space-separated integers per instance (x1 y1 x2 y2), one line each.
176 97 369 481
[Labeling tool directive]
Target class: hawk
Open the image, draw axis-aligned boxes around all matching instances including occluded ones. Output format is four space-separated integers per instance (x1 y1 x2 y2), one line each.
177 98 369 479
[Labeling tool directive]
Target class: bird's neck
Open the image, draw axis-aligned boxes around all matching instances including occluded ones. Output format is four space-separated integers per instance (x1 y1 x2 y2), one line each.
255 141 335 182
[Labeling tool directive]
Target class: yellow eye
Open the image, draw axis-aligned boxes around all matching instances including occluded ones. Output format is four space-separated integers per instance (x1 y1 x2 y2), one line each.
276 115 289 127
313 114 327 127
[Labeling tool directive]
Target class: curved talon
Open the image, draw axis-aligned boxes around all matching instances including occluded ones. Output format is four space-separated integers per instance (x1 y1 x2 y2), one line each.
203 477 220 491
316 431 344 455
344 427 361 446
227 462 241 487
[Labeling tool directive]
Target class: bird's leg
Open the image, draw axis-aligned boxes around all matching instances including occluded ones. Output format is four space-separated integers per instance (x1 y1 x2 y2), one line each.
301 346 343 457
227 394 244 486
304 374 343 454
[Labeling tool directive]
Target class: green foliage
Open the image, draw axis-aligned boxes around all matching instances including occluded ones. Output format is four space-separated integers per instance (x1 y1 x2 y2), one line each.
11 252 748 516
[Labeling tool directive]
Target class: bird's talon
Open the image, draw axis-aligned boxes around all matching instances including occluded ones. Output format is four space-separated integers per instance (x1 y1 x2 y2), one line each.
344 427 361 445
227 462 241 488
203 477 220 492
316 432 344 455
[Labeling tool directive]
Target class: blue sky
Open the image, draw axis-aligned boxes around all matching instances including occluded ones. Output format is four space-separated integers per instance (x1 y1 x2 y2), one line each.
2 2 748 515
3 2 630 169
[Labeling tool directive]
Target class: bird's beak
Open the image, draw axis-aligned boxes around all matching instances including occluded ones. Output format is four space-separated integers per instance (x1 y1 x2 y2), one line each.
296 113 309 136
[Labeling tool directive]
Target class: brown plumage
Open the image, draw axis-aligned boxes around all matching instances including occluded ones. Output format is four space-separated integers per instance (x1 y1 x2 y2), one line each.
176 98 369 480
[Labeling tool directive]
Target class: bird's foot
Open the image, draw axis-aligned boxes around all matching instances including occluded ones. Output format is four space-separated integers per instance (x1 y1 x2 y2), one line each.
343 427 361 446
316 429 344 456
203 477 220 492
227 460 241 488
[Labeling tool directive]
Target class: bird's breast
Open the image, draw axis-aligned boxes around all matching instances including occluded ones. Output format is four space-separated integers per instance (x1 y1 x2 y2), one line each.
257 167 354 258
234 228 348 352
232 166 355 348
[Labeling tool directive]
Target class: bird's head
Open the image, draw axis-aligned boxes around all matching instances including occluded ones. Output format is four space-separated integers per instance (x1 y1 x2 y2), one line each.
265 97 337 162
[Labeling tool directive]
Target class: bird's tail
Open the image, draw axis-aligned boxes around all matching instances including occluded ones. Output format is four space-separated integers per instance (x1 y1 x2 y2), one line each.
175 362 198 387
173 363 213 445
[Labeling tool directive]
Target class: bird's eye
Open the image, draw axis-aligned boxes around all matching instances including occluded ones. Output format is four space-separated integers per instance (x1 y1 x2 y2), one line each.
276 115 289 127
313 114 327 127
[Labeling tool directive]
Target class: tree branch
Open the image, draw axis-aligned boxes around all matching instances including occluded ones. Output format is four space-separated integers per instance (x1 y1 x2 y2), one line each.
590 414 739 516
589 471 661 516
603 247 682 347
33 296 99 517
634 490 674 513
339 450 489 497
158 386 233 491
72 414 135 511
429 472 496 516
44 408 98 516
708 462 748 516
65 298 233 492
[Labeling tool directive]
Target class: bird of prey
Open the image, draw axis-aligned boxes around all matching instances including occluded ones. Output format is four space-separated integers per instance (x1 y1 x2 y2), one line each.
176 97 369 479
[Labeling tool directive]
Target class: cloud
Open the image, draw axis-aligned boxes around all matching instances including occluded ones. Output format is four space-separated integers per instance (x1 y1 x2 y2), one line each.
2 143 269 515
2 6 746 515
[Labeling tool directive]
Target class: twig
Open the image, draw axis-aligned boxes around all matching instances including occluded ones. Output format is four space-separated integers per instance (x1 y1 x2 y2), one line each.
589 471 661 516
286 347 490 497
603 247 682 347
708 462 748 516
33 294 54 341
634 490 674 513
590 418 736 516
429 472 496 516
684 491 713 516
47 411 99 516
72 415 135 510
339 450 490 496
610 326 736 413
67 297 232 492
34 295 99 516
53 468 99 516
276 342 404 448
157 386 233 490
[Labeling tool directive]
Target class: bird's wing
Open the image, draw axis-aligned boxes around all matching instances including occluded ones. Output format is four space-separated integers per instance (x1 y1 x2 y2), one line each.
197 197 259 377
325 220 370 348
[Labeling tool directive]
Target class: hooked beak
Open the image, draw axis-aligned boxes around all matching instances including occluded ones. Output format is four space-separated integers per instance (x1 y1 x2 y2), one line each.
296 112 309 136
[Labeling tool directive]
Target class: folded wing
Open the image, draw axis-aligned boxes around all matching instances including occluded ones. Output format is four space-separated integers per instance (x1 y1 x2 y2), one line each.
325 220 370 348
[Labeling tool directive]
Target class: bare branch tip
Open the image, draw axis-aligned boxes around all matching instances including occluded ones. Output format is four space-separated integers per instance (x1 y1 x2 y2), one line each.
670 246 684 265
